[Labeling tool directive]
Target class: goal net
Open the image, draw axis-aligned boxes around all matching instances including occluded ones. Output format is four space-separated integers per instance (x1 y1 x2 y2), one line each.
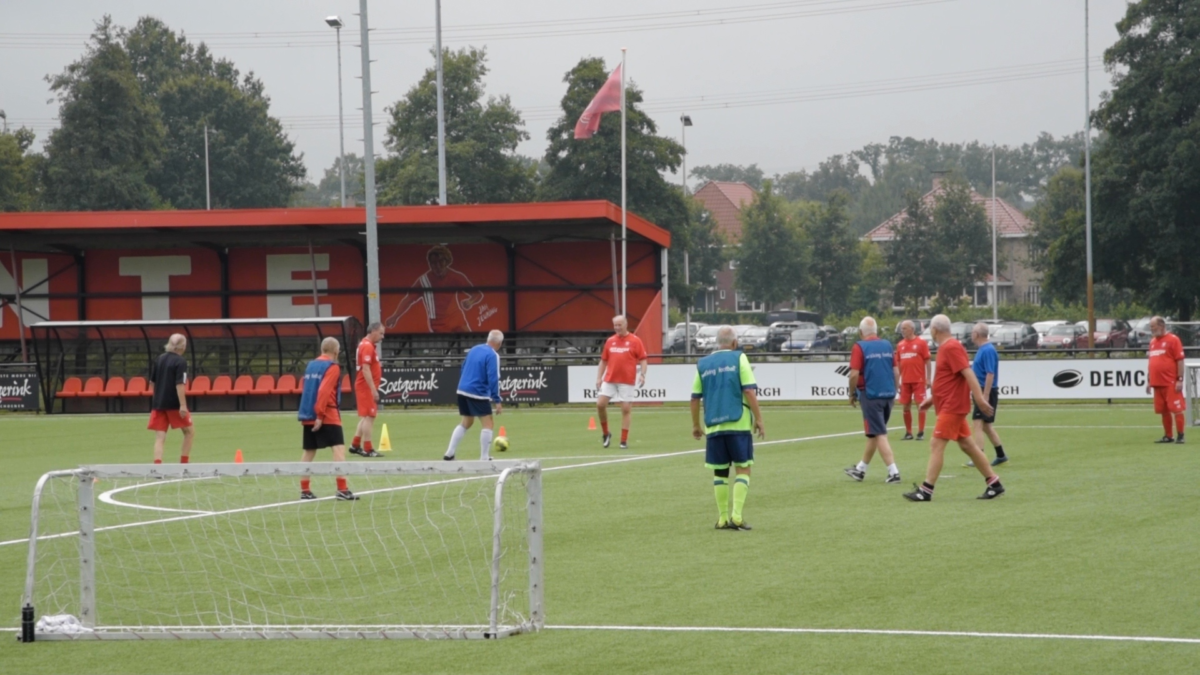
1188 362 1200 428
20 461 542 641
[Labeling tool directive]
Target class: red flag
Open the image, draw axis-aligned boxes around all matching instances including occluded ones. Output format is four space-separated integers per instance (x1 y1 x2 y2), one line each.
574 64 623 140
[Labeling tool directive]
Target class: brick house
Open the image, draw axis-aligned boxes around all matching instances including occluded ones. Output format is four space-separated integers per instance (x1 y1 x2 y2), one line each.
690 180 767 312
863 176 1041 307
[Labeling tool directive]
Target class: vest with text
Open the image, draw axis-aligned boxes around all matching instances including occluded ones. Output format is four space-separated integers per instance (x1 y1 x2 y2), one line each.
697 350 747 428
297 358 340 421
858 338 897 400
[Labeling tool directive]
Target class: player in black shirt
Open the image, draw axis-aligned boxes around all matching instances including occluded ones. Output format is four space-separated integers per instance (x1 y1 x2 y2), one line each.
148 334 195 464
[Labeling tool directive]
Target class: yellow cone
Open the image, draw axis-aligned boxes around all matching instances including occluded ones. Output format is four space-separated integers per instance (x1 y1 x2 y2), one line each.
379 424 392 452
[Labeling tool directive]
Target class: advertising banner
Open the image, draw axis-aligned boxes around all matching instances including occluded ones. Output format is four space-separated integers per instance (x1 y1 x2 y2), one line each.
379 366 459 406
0 370 40 411
499 366 568 404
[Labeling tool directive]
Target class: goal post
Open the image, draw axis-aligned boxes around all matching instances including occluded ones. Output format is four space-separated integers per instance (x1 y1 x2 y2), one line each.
1187 361 1200 428
21 461 543 641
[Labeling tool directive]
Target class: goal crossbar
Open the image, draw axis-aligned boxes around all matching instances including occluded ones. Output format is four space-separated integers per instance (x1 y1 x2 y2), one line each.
22 461 543 642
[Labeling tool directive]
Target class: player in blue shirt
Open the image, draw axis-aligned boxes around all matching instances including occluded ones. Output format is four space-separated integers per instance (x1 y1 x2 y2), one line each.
444 330 504 461
965 322 1007 467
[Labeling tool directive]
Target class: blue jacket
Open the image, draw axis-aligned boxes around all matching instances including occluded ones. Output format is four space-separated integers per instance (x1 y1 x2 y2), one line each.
457 344 501 402
973 342 999 387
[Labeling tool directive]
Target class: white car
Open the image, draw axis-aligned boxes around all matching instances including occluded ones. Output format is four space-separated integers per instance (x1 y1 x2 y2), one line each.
693 326 721 353
1032 320 1070 337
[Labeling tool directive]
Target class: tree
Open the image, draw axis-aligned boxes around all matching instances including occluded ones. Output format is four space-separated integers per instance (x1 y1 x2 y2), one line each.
689 163 764 190
774 155 869 203
41 18 164 210
734 181 806 308
1091 0 1200 320
293 153 365 207
676 198 727 312
802 191 863 315
0 125 39 212
886 179 991 305
377 47 534 206
1029 166 1087 306
849 241 890 312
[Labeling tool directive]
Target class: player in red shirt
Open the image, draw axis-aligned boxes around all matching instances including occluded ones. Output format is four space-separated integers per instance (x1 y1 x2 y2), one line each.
596 315 648 449
350 322 385 458
904 315 1004 502
1145 316 1186 443
894 320 932 440
298 338 357 501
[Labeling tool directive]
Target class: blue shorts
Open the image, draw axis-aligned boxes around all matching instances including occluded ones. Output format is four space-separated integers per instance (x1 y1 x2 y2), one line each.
705 432 754 470
457 395 493 418
861 396 893 437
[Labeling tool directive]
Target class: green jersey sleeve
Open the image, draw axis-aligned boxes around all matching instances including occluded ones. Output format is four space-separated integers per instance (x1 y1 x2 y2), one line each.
738 353 756 388
692 369 703 397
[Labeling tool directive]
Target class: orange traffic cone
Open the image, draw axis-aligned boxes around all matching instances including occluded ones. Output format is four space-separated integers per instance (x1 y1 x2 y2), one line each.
498 426 506 437
234 449 243 464
588 417 596 431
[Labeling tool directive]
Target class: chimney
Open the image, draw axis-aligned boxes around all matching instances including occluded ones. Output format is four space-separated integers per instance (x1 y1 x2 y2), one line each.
930 171 949 192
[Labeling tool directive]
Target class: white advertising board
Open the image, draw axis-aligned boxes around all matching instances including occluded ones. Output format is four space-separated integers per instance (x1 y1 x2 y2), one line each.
567 358 1158 403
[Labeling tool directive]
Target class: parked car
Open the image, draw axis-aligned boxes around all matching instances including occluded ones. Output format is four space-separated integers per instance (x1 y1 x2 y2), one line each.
739 326 770 351
1038 323 1089 349
765 310 822 325
1075 319 1130 348
694 325 721 353
841 326 860 347
780 327 833 352
767 321 817 352
992 323 1039 350
663 328 693 354
673 322 707 334
1128 317 1154 347
820 325 843 350
1032 320 1070 337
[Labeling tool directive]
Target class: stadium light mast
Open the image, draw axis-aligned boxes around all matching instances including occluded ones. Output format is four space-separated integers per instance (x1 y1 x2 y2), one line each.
681 113 693 356
326 16 347 208
435 0 448 206
204 124 211 210
358 0 381 324
1084 0 1096 348
992 144 998 321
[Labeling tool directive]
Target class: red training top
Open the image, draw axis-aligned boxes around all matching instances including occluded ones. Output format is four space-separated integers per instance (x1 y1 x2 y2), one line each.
894 336 931 384
303 355 342 427
601 333 647 385
1148 333 1184 388
356 338 381 388
932 338 972 415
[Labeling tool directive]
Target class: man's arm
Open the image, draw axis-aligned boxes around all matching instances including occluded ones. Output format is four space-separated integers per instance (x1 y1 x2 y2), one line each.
1177 358 1186 393
982 372 994 399
596 359 607 389
385 293 421 328
637 359 648 387
175 383 189 418
312 365 339 431
744 388 766 440
962 367 994 416
361 360 378 401
690 398 703 439
925 359 932 387
894 366 901 392
847 369 860 407
489 352 503 414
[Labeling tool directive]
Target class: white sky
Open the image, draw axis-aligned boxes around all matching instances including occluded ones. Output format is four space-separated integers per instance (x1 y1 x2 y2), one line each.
2 0 1130 182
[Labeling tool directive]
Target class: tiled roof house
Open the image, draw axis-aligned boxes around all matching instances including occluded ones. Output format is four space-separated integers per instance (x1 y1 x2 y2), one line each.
691 181 763 312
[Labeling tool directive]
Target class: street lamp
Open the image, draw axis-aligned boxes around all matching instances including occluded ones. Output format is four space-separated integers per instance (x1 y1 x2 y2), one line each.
681 113 694 355
1083 0 1096 348
325 15 347 208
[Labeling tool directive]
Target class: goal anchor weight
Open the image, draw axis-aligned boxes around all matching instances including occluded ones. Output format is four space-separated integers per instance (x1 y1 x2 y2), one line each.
21 603 34 643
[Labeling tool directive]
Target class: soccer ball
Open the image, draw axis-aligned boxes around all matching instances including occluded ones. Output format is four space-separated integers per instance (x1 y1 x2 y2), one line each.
492 436 509 453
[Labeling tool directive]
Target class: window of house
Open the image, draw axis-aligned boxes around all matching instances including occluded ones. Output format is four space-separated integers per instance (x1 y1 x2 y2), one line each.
1025 284 1041 306
719 290 727 300
735 293 765 312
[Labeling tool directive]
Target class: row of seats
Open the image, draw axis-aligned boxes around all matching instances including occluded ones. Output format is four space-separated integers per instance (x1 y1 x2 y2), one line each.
57 374 355 399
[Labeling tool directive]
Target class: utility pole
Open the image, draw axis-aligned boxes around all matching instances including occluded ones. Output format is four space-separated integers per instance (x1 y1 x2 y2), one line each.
435 0 448 205
1084 0 1096 348
359 0 381 323
326 16 348 207
681 113 693 356
204 124 211 210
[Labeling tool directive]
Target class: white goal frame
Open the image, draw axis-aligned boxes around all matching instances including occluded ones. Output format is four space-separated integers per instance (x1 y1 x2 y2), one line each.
20 461 543 641
1187 362 1200 428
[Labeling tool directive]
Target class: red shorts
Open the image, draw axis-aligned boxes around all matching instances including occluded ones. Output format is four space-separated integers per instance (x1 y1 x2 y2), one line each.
1153 386 1185 414
899 382 927 405
147 409 193 432
356 384 378 418
933 413 972 441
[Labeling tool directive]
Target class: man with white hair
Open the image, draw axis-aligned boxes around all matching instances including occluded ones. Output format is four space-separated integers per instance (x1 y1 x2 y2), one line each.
905 314 1004 502
1145 316 1186 443
692 325 766 530
444 330 504 461
895 319 932 440
298 337 357 500
148 333 194 464
964 322 1007 466
844 317 901 483
596 315 648 449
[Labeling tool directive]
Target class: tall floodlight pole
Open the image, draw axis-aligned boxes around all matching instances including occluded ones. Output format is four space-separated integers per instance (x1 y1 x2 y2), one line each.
1084 0 1096 348
620 48 627 316
326 16 347 207
204 124 211 210
435 0 448 205
681 113 693 355
992 145 998 321
359 0 381 323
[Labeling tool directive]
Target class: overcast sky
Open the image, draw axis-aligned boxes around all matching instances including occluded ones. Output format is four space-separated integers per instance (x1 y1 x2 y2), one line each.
3 0 1130 184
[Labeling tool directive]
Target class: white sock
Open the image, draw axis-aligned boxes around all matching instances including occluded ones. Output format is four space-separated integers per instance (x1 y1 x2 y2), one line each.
445 425 466 458
856 461 869 472
480 429 493 460
887 463 899 476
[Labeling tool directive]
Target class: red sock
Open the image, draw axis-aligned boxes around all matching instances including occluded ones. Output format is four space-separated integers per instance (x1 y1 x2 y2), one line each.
601 421 609 435
180 456 189 464
352 436 361 447
621 429 629 443
364 441 373 451
1163 414 1174 437
918 410 927 433
1174 414 1185 436
903 410 913 433
336 477 348 492
301 478 311 491
153 459 162 464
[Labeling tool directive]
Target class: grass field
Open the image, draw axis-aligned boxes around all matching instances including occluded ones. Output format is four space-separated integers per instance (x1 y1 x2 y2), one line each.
0 403 1198 674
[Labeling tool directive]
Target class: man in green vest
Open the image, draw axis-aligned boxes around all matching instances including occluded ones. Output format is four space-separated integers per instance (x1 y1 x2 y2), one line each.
691 326 767 531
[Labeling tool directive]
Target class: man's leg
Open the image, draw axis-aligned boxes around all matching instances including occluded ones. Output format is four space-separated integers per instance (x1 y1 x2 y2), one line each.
352 417 366 451
153 430 167 463
331 444 355 498
712 468 731 527
619 401 633 447
445 416 473 460
731 466 752 527
875 434 899 479
846 437 876 481
179 425 194 463
360 416 377 455
902 399 914 437
479 415 494 460
983 422 1005 460
959 436 1004 498
904 436 947 501
597 395 612 445
299 449 317 496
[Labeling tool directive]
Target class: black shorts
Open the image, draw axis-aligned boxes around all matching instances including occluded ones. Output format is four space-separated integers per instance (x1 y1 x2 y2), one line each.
457 394 493 418
861 396 893 437
972 388 999 424
302 424 345 450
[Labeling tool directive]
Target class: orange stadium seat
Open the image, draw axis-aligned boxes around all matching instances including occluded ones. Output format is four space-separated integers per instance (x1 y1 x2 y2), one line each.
271 374 297 395
341 374 352 394
99 377 125 398
253 375 275 394
230 375 254 396
122 377 150 398
76 377 104 398
188 375 212 396
57 377 83 398
209 375 233 396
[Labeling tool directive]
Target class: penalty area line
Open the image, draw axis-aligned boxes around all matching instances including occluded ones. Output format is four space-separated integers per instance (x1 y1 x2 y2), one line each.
546 624 1200 645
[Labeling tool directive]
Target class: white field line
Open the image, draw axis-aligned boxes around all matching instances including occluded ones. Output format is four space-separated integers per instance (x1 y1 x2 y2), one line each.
0 429 872 549
97 477 216 515
547 624 1200 645
997 425 1160 429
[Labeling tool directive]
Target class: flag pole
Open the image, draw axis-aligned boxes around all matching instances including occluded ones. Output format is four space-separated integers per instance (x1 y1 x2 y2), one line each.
620 48 627 317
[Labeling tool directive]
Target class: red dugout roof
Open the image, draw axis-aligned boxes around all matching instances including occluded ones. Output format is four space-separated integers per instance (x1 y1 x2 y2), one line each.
0 200 671 251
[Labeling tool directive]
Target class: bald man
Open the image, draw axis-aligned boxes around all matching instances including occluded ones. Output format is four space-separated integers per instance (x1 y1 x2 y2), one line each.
596 315 648 449
1146 317 1186 443
297 337 357 501
148 334 194 464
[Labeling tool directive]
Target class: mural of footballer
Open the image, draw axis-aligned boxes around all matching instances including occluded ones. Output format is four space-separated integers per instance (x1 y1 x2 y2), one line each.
385 245 486 333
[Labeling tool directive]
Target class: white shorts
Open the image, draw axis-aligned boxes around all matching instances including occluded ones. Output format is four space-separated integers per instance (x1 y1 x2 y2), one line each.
599 382 636 402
